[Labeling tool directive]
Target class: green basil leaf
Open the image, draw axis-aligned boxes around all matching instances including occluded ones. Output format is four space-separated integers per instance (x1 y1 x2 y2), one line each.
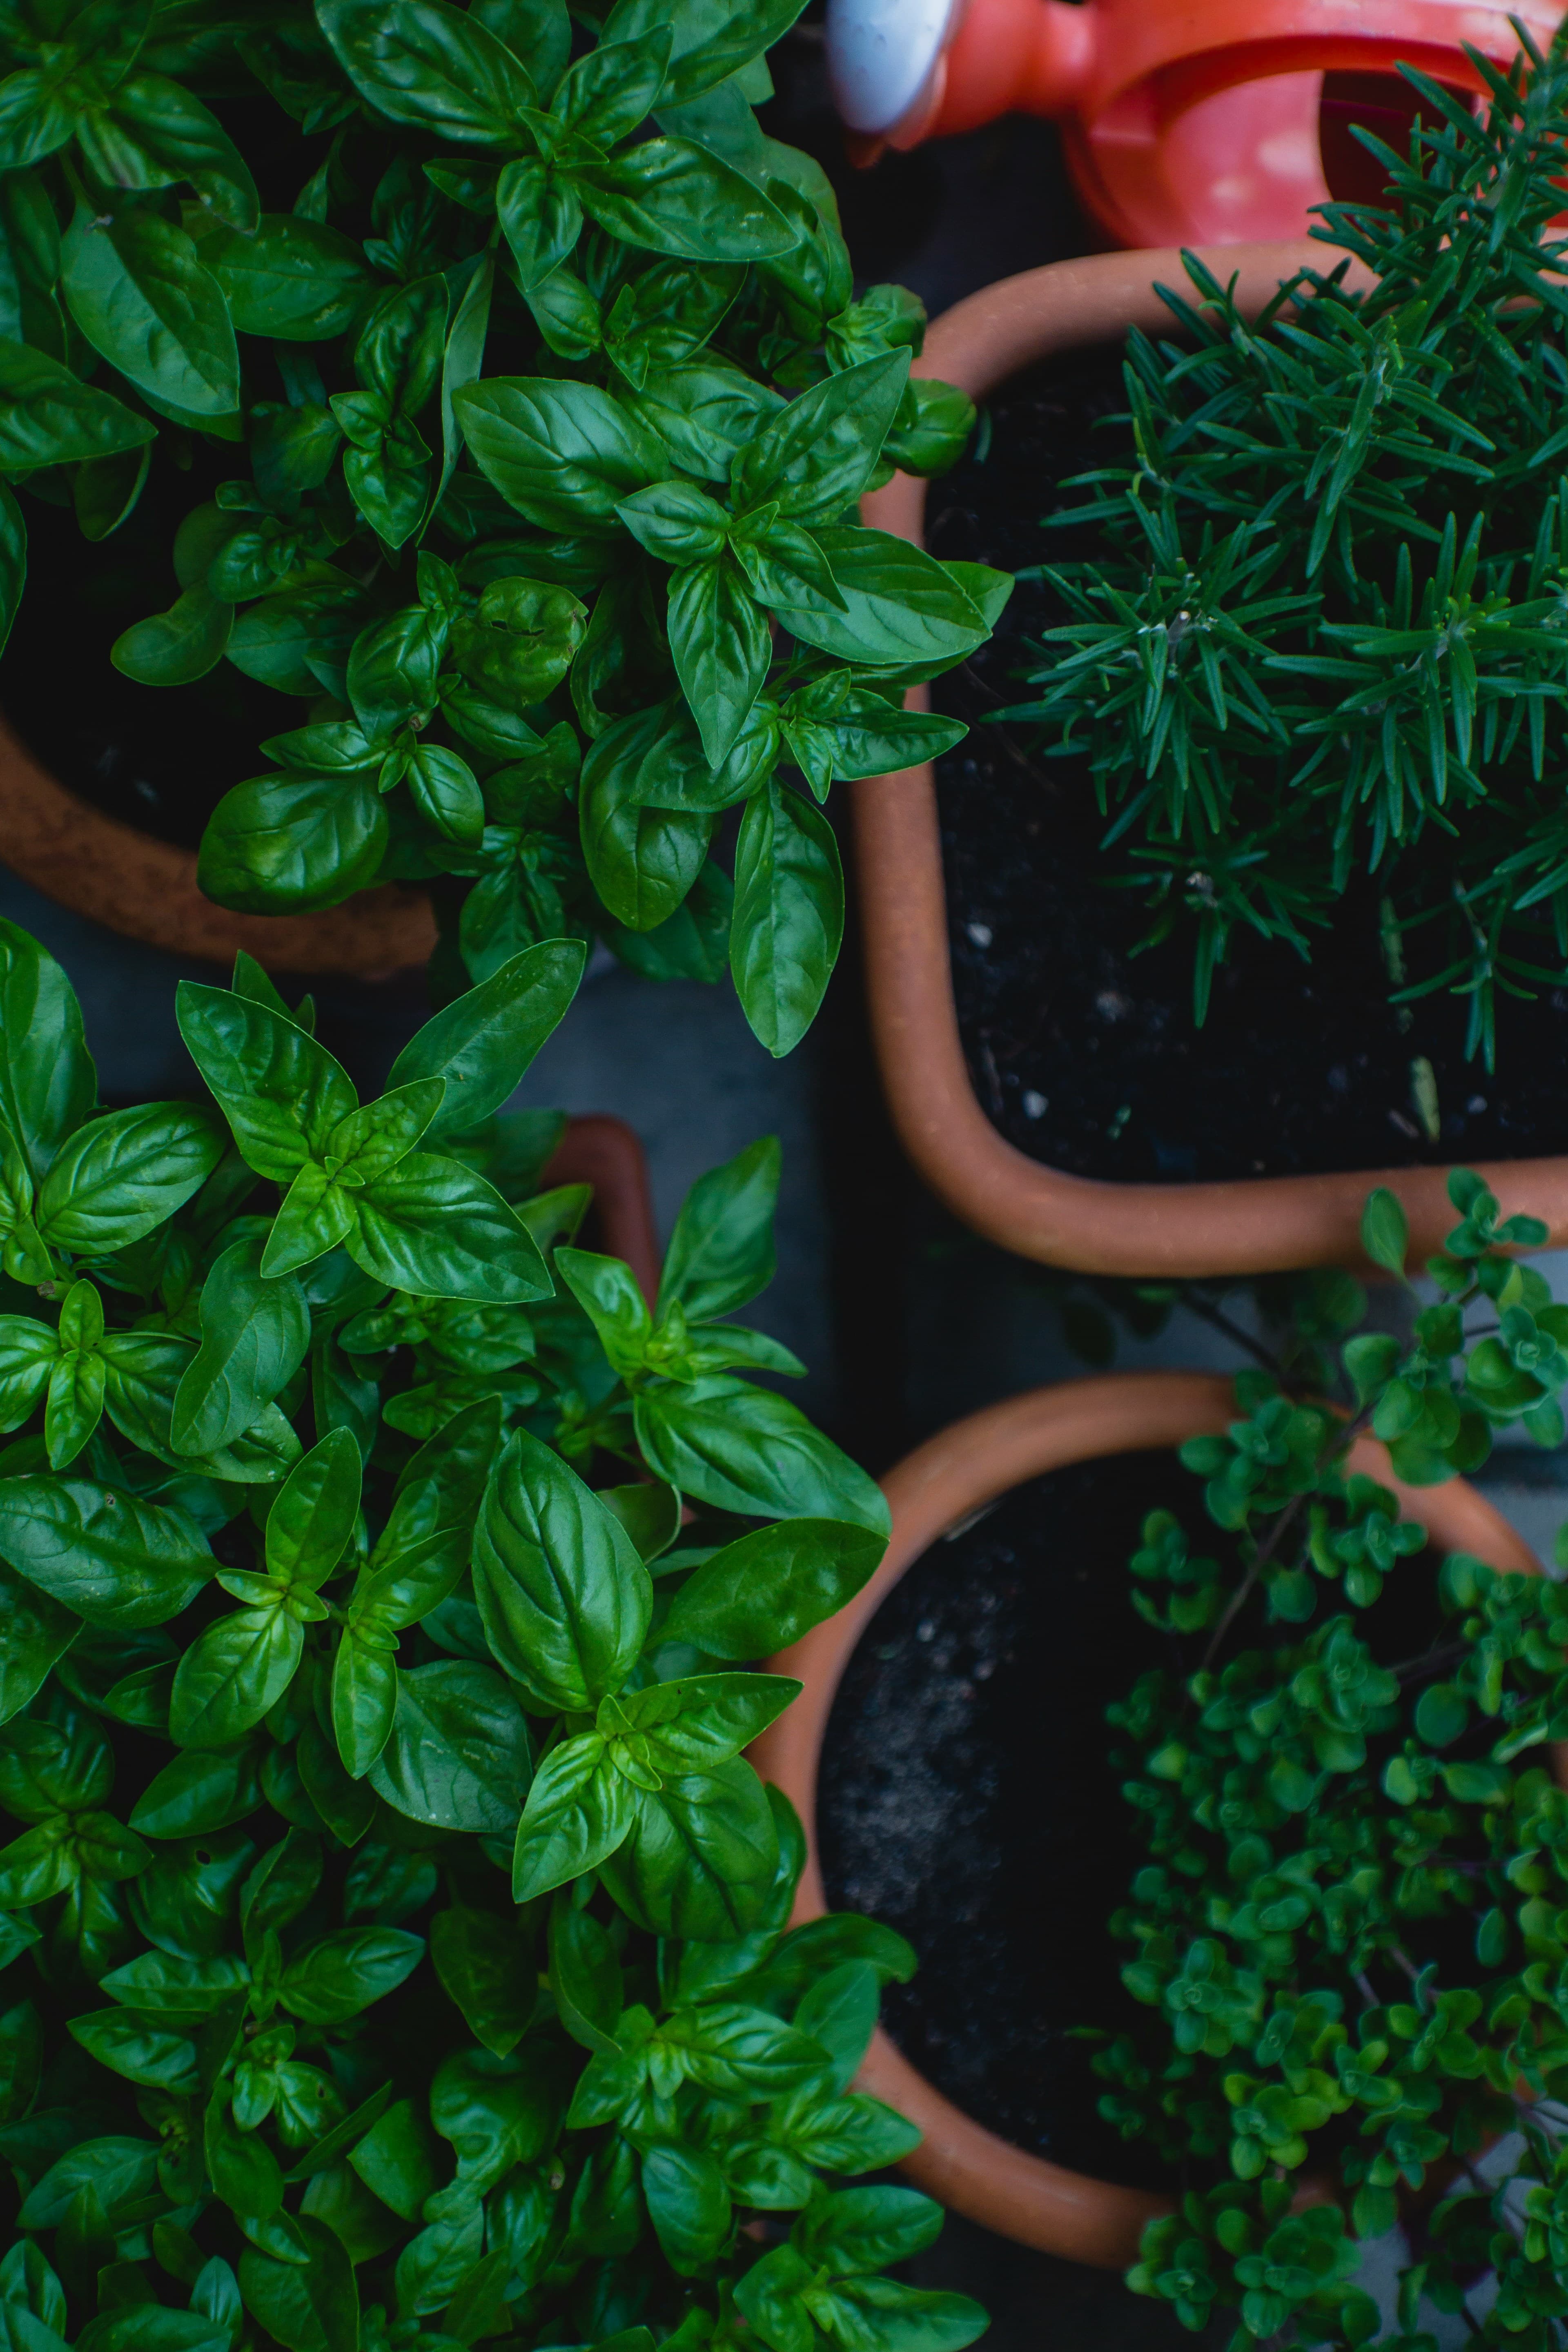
172 1236 312 1459
0 1559 80 1724
454 375 667 534
390 941 584 1138
605 0 808 104
0 921 95 1187
430 1901 535 2056
169 1602 301 1748
175 982 358 1182
776 526 986 665
599 1757 779 1939
555 1247 652 1377
68 2008 200 2093
237 2216 358 2352
17 2137 159 2231
225 574 372 694
199 773 390 916
0 337 155 471
576 140 795 262
128 1742 262 1838
35 1103 223 1255
331 1628 398 1783
203 215 373 341
666 552 771 768
621 1671 799 1769
111 583 233 686
0 1478 212 1628
581 740 714 930
350 1153 552 1304
318 0 537 144
510 1729 635 1902
661 1517 884 1657
733 353 908 527
279 1926 424 2025
79 71 259 229
659 1134 779 1320
496 156 582 294
62 201 238 419
731 780 843 1057
642 2140 731 2273
359 1398 502 1631
472 1427 653 1713
635 1376 889 1532
368 1659 532 1833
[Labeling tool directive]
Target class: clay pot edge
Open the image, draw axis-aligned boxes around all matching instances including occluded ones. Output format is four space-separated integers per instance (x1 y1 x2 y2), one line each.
855 239 1568 1276
748 1366 1546 2264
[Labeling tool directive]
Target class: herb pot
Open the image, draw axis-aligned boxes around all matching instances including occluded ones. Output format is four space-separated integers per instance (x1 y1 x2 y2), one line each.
749 1367 1544 2264
0 710 435 979
854 238 1568 1276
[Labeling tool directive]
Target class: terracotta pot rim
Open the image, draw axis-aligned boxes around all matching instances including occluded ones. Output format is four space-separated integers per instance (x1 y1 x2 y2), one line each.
854 239 1568 1276
0 709 437 980
749 1368 1545 2265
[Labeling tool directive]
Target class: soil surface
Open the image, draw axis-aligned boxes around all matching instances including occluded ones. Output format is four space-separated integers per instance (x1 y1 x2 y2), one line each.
816 1449 1184 2188
816 1442 1454 2188
928 351 1568 1183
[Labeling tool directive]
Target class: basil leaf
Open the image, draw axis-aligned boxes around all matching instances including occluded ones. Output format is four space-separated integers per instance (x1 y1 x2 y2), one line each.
280 1927 424 2025
36 1104 224 1255
359 1399 501 1631
62 201 238 419
350 1154 552 1303
236 2217 358 2352
171 1236 312 1459
331 1627 398 1783
199 772 390 915
0 337 154 471
203 214 373 341
0 920 95 1186
111 583 233 686
733 353 908 527
431 1902 535 2057
730 781 843 1057
0 1559 80 1724
666 553 771 768
662 1518 884 1657
454 376 667 534
622 1671 799 1768
635 1377 890 1532
176 983 359 1181
581 740 714 930
79 72 260 229
368 1659 532 1833
576 140 795 262
472 1427 653 1713
318 0 537 143
659 1134 779 1320
605 0 808 104
0 1478 212 1628
128 1742 262 1837
599 1757 780 1939
777 527 987 665
171 1602 301 1748
389 941 584 1138
510 1730 636 1902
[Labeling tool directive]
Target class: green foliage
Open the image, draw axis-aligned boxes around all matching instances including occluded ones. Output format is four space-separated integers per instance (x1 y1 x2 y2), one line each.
0 0 996 1057
0 918 982 2352
1004 33 1568 1060
1098 1169 1568 2347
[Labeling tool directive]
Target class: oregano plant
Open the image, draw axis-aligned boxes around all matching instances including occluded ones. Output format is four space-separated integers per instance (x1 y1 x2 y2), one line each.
0 0 999 1053
1094 1173 1568 2348
0 918 987 2352
1002 29 1568 1061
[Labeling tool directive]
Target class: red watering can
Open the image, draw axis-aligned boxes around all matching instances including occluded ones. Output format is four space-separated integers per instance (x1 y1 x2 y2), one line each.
825 0 1564 245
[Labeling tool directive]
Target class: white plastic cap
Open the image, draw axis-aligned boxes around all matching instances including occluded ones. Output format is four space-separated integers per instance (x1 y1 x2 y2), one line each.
826 0 965 136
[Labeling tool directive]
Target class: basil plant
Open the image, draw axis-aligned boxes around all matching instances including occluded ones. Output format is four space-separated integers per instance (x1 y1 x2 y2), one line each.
0 919 986 2352
0 0 1000 1056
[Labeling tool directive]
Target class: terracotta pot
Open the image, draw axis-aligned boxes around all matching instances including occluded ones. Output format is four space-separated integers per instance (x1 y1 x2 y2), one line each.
0 711 436 980
542 1113 662 1304
856 240 1568 1276
749 1368 1548 2266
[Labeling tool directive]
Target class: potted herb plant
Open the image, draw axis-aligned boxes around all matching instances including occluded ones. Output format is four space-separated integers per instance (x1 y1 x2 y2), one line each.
752 1173 1568 2286
0 0 992 1037
0 913 987 2352
855 36 1568 1270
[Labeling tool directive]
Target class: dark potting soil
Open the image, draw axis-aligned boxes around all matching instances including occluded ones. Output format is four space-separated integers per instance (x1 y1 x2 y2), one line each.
1 456 291 852
927 351 1568 1183
815 1450 1183 2189
815 1445 1454 2189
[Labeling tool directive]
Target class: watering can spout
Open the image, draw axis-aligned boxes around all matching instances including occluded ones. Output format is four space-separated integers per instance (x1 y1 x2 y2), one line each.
827 0 1095 148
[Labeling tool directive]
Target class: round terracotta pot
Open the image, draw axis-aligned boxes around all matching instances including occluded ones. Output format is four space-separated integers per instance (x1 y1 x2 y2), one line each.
855 239 1568 1276
0 711 436 979
749 1368 1548 2266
